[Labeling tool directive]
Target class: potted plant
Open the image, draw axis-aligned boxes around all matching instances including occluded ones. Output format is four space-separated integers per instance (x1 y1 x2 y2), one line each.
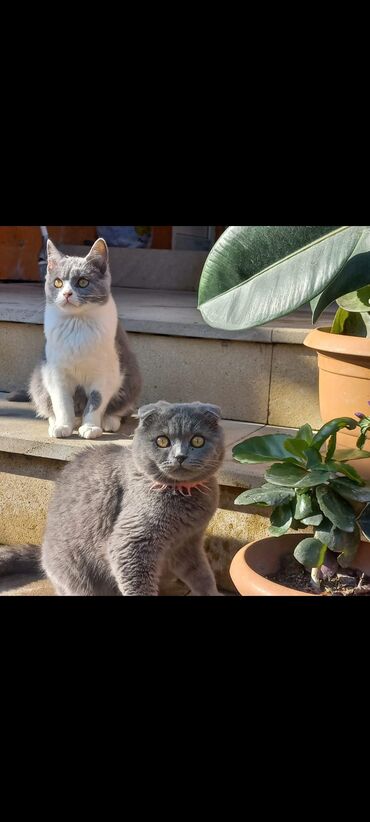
197 226 370 473
229 416 370 596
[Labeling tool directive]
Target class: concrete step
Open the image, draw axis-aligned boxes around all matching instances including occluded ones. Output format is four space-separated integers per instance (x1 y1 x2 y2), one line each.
0 283 335 428
0 392 301 595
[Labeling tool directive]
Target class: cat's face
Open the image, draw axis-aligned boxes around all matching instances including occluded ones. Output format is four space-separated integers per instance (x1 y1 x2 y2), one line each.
132 402 225 483
45 238 111 313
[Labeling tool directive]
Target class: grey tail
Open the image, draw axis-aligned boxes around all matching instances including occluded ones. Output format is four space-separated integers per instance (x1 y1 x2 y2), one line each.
0 544 42 577
7 389 30 402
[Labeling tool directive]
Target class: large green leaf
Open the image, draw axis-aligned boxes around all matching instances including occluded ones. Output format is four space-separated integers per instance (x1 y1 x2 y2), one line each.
269 503 293 536
232 434 298 464
234 484 295 507
330 477 370 502
316 486 356 533
294 538 328 570
265 463 308 486
310 229 370 321
198 226 370 331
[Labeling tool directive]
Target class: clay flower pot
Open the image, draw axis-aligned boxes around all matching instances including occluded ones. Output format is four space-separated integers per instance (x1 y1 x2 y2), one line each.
230 533 370 596
304 327 370 480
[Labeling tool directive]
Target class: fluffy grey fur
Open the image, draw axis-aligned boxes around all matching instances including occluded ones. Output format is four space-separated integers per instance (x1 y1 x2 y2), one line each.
27 238 142 438
0 402 225 596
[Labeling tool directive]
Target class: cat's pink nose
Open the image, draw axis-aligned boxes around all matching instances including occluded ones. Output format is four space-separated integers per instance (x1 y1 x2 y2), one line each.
63 291 73 299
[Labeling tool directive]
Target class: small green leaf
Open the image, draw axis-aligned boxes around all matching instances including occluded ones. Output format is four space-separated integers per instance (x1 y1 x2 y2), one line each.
328 524 361 568
331 448 370 462
294 470 332 489
312 418 357 450
357 432 368 449
316 485 356 533
356 418 370 450
265 463 308 487
315 519 336 549
283 438 310 461
325 460 364 484
331 477 370 502
301 514 323 526
232 434 300 464
291 519 308 530
294 492 316 521
358 504 370 541
234 484 295 507
269 503 293 536
305 448 324 469
294 538 328 570
337 285 370 313
330 306 370 337
297 424 314 445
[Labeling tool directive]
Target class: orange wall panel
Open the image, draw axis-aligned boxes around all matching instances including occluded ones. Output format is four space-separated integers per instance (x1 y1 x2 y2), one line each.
0 226 97 280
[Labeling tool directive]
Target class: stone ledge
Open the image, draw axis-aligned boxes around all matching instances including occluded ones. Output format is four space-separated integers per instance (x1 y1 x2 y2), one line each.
0 392 298 490
0 283 335 345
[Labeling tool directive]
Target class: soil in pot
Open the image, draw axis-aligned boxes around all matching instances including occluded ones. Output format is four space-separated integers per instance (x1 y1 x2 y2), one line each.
267 553 370 596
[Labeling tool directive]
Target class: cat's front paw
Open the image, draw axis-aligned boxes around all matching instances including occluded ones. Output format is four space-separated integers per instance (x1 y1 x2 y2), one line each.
49 422 74 438
102 414 122 433
78 424 103 440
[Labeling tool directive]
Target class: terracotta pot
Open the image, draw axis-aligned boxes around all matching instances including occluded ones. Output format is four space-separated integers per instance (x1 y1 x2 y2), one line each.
230 533 370 596
304 327 370 480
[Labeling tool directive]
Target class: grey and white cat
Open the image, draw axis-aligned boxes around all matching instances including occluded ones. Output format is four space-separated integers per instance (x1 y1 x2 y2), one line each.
29 237 141 439
0 402 225 595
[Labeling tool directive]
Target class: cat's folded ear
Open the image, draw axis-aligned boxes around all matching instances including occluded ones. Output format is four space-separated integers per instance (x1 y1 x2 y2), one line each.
86 238 109 274
190 402 222 419
47 239 65 272
137 401 171 422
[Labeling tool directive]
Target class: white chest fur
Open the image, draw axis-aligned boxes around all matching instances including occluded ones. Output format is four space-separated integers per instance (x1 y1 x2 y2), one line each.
44 296 120 387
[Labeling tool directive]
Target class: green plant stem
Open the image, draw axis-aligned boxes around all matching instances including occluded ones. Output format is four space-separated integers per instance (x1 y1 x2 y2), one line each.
310 567 321 592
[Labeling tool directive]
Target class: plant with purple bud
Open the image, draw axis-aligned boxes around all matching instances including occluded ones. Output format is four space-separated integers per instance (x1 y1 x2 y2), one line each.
232 416 370 593
355 403 370 448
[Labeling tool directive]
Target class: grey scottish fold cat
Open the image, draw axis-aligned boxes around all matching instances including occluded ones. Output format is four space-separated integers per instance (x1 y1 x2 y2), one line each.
0 402 225 596
29 237 141 439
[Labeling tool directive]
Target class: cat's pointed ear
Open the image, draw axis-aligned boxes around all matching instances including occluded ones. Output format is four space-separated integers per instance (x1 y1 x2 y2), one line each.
86 238 109 269
47 239 64 272
137 401 171 422
86 237 109 264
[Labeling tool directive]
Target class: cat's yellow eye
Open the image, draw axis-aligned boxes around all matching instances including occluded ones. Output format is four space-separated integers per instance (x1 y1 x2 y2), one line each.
54 278 63 289
156 436 170 448
77 277 89 288
191 436 205 448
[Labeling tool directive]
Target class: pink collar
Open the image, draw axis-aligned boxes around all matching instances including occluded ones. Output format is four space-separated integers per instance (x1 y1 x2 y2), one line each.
149 480 211 496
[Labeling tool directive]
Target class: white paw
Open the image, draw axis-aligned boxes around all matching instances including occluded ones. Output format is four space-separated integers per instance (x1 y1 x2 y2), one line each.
78 424 103 440
49 423 73 438
102 414 122 433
